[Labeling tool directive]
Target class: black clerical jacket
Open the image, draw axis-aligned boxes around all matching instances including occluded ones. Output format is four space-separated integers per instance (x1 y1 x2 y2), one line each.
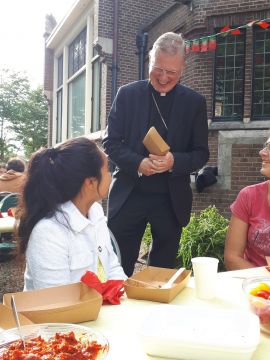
102 80 209 226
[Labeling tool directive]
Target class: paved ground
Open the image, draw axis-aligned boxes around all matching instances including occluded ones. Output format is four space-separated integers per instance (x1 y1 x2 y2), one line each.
0 255 25 301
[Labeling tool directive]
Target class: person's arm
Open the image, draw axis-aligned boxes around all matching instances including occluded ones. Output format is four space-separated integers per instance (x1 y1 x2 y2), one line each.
102 86 145 178
171 95 209 175
224 214 255 270
26 223 71 289
149 95 209 175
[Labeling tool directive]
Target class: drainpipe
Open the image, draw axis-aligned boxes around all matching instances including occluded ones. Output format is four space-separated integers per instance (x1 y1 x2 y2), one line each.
136 32 148 80
111 0 119 102
136 3 181 81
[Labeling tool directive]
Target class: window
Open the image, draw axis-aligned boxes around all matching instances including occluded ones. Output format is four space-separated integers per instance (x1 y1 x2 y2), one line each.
252 27 270 120
213 29 245 121
56 55 63 142
91 50 101 132
56 90 62 143
67 71 86 138
68 28 87 77
57 55 63 88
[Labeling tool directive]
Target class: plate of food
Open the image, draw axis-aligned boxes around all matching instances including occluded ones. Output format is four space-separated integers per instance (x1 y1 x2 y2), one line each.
0 323 109 359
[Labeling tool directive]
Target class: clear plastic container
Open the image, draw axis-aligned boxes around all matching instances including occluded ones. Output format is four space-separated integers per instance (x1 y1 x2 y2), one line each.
140 305 260 360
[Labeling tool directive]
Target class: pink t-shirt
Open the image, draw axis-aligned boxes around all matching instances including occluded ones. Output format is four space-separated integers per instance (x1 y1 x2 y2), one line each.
231 181 270 267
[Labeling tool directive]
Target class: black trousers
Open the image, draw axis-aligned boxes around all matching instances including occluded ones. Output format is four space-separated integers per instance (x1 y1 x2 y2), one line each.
108 189 182 277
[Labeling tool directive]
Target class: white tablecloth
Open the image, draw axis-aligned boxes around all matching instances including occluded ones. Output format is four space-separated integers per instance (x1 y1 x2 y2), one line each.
82 267 270 360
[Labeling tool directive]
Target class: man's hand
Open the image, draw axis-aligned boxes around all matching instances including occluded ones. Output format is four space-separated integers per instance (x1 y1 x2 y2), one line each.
149 152 174 173
138 158 155 176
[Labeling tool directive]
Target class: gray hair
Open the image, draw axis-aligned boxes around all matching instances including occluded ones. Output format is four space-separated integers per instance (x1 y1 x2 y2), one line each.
149 32 185 61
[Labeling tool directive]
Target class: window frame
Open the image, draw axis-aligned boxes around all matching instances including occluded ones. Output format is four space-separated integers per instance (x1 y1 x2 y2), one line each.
67 70 86 139
212 28 246 122
251 26 270 121
91 53 102 132
68 27 87 78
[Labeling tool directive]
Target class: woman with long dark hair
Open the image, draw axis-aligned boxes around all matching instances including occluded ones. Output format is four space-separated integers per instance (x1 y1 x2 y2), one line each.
19 136 126 290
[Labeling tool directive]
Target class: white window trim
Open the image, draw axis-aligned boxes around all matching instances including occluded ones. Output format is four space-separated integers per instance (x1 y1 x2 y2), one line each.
52 5 94 145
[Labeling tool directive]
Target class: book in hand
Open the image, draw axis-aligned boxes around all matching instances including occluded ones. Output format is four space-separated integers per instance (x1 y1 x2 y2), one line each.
143 126 170 156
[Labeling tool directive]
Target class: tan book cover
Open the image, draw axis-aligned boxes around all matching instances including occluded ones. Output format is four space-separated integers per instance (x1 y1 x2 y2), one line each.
143 126 170 156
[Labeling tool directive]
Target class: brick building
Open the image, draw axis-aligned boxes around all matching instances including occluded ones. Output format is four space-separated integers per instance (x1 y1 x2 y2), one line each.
44 0 270 219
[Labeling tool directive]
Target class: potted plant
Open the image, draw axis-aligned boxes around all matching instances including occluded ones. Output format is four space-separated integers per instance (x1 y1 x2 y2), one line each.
177 206 229 271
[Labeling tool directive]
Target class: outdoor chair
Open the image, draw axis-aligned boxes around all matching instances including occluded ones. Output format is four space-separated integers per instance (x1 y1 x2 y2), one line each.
0 191 11 202
0 192 19 212
108 228 122 265
0 192 19 261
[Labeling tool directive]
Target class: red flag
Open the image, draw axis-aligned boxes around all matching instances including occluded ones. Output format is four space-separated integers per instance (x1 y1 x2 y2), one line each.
185 41 191 55
208 36 217 51
220 25 230 33
192 39 200 52
231 28 241 35
257 21 270 29
200 38 208 52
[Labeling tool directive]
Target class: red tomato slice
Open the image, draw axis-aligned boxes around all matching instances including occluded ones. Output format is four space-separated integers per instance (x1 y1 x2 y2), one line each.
256 290 270 299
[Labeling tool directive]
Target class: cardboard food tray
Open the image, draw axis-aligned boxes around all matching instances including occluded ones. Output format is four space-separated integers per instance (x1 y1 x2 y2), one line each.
124 266 191 303
0 304 33 331
3 282 102 324
143 126 170 156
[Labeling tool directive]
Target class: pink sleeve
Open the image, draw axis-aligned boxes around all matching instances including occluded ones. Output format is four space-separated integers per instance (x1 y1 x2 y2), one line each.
230 187 251 224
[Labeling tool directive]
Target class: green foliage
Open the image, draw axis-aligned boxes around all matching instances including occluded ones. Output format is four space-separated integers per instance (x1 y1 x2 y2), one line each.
142 223 152 247
177 206 229 271
0 69 48 160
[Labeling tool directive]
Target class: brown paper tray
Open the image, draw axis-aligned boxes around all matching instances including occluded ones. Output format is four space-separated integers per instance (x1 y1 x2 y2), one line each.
3 282 102 324
124 266 191 303
0 304 33 330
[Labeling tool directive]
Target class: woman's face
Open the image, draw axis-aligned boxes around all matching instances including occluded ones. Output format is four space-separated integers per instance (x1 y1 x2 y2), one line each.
259 138 270 178
96 151 112 199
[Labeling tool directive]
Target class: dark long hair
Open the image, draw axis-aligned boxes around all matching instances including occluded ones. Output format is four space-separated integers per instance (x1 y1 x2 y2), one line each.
19 137 103 253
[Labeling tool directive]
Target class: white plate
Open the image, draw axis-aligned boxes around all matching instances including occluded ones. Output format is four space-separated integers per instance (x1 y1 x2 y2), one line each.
0 323 109 359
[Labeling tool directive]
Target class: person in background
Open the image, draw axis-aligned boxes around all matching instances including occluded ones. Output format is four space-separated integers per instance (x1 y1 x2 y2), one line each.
102 32 209 276
18 137 126 291
0 163 6 176
225 137 270 270
0 157 26 193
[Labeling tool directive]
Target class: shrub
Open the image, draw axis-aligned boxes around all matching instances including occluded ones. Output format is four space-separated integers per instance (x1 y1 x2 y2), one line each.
142 223 152 246
177 206 229 271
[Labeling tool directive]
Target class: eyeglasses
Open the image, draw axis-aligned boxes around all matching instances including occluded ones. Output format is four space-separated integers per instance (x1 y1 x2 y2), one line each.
262 142 270 152
151 66 179 77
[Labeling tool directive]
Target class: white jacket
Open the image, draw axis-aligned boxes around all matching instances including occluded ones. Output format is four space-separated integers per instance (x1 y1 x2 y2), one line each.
24 201 127 291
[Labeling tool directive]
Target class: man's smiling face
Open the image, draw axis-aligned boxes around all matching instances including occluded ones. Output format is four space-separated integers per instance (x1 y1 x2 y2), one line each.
149 50 184 94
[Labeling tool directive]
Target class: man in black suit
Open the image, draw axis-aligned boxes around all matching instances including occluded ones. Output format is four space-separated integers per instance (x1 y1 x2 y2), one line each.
102 32 209 276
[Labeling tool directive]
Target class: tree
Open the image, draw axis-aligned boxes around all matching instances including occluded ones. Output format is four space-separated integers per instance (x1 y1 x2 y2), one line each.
0 69 48 160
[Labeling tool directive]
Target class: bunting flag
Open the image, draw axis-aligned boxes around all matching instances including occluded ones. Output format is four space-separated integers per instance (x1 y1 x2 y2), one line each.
191 39 200 52
185 40 191 54
200 37 208 52
208 36 217 51
185 18 270 54
257 20 270 29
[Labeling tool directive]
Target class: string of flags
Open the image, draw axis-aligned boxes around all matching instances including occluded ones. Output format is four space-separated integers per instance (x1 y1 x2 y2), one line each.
185 18 270 54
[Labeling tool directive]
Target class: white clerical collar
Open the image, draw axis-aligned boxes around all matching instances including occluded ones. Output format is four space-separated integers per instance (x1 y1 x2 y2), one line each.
160 92 166 96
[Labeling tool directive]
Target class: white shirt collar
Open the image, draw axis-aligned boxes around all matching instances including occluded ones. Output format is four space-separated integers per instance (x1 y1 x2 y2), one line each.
58 201 106 233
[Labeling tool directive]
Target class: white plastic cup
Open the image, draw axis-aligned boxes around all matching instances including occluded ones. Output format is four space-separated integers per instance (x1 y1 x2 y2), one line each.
191 257 219 300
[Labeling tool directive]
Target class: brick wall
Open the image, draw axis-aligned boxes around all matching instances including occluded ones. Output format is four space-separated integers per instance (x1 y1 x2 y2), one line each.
97 0 270 221
143 0 270 219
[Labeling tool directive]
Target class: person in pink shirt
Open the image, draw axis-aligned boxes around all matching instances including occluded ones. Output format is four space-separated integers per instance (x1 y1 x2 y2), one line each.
224 138 270 270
